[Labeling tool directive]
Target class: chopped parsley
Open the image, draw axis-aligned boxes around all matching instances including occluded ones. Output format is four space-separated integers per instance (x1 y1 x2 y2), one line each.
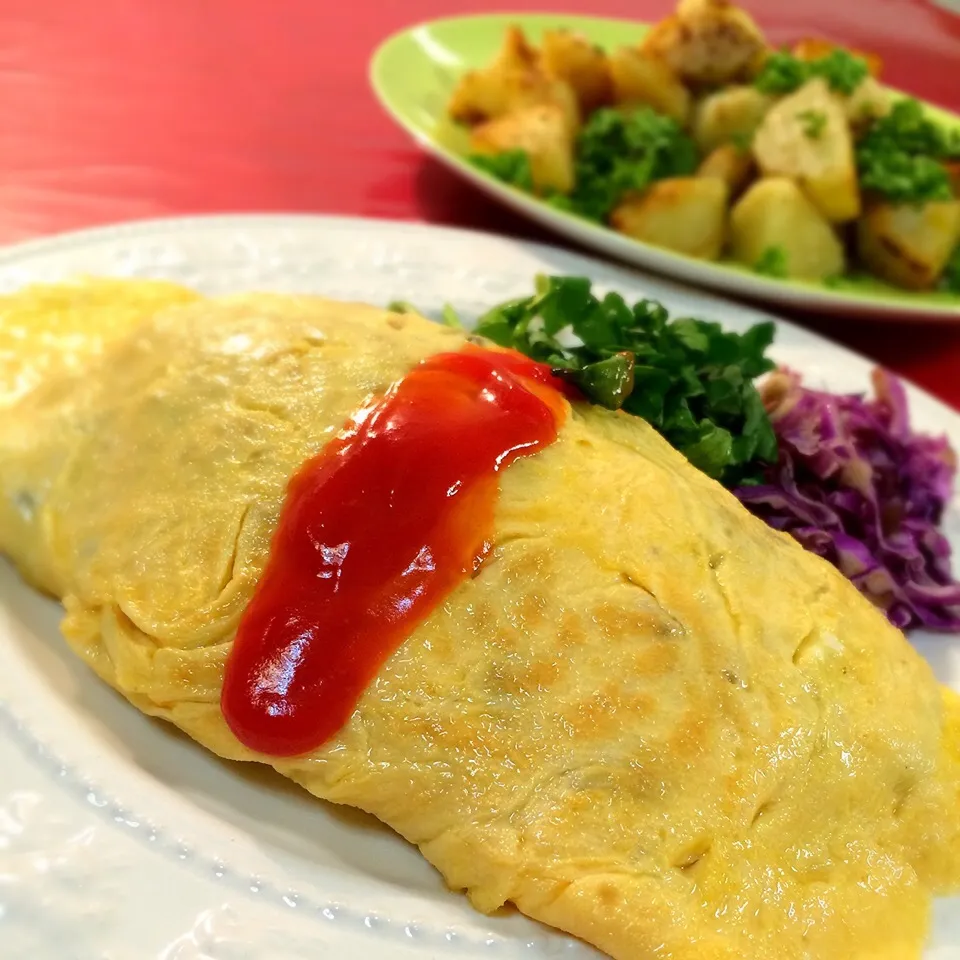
859 153 953 203
797 108 828 140
862 98 960 159
856 98 960 203
554 107 699 223
754 50 809 95
809 48 870 96
754 246 789 278
943 245 960 294
474 274 778 485
387 300 464 327
754 47 869 96
387 299 418 314
440 303 464 327
468 150 535 192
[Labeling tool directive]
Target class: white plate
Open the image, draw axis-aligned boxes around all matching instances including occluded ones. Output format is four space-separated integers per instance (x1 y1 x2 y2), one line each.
0 214 958 959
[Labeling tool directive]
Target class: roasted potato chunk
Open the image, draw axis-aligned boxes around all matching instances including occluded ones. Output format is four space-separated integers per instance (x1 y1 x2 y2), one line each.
540 29 613 114
842 76 891 131
692 85 774 153
470 104 575 194
792 37 883 78
752 78 860 223
498 25 539 69
697 143 755 196
448 27 579 131
730 177 846 280
642 0 767 87
608 47 691 125
739 46 771 82
611 177 728 260
449 67 578 129
857 199 960 289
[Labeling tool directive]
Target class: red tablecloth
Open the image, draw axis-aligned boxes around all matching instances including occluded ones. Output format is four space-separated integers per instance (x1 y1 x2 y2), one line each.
2 0 959 407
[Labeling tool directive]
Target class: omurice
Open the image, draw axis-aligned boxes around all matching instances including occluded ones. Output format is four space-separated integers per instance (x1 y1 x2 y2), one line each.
0 278 958 960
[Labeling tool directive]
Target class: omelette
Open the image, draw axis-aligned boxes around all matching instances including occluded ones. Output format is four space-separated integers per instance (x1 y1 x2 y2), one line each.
1 278 960 960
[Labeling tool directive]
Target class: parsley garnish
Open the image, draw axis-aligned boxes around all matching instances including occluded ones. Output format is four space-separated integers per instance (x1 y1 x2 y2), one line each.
387 300 464 327
808 48 870 95
798 108 827 140
856 99 960 203
862 98 960 159
474 274 778 485
943 245 960 294
754 47 869 96
387 300 418 314
859 153 953 203
754 50 809 94
441 303 464 327
754 246 789 278
468 150 535 192
557 107 699 223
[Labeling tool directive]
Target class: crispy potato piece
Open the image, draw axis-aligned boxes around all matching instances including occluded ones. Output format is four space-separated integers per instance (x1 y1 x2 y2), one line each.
540 29 613 114
449 68 579 131
792 37 883 78
611 177 728 260
470 104 575 194
641 0 767 87
752 77 860 222
697 143 756 196
692 85 774 153
448 26 580 131
842 76 891 131
857 199 960 289
730 177 846 280
739 45 772 82
499 25 539 69
608 47 691 125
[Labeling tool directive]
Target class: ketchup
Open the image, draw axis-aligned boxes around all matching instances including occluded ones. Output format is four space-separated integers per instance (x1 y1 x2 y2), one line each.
221 345 572 757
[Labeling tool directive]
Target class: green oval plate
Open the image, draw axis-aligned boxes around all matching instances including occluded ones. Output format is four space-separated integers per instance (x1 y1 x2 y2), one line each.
371 13 960 321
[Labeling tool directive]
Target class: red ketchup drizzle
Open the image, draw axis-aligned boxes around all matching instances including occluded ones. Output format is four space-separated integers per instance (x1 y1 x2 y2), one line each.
221 345 573 757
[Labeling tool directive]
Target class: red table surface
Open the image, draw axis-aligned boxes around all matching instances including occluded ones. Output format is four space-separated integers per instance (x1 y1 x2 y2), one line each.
2 0 959 408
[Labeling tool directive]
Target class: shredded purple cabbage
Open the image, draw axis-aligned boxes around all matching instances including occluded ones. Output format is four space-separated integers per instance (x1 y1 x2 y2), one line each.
734 368 960 633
